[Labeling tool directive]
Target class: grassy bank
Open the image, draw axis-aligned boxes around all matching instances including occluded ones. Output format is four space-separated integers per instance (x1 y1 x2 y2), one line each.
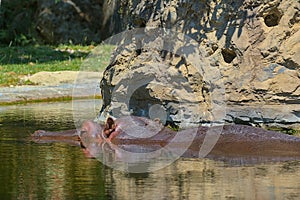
0 44 114 86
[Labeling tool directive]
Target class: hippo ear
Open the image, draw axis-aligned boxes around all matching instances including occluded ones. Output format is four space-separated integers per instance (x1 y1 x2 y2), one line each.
105 117 115 130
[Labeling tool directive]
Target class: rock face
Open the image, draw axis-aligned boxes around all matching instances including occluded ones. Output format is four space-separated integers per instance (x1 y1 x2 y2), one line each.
36 0 121 44
99 0 300 130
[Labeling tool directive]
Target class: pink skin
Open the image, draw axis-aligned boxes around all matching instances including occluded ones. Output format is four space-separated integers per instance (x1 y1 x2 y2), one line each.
80 119 121 143
81 120 102 138
79 120 104 157
107 128 120 142
80 116 164 144
106 116 164 141
80 120 104 143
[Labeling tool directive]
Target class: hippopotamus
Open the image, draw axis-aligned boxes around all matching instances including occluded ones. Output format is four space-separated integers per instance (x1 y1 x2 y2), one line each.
32 116 300 164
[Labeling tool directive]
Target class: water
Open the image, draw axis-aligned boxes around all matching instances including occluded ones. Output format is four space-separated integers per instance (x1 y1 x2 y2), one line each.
0 100 300 199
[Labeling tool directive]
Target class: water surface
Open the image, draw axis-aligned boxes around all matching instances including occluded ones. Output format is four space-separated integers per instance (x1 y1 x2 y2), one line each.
0 100 299 199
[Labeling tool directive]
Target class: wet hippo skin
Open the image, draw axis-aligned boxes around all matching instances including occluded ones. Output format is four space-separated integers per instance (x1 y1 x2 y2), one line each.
32 129 80 146
32 116 300 163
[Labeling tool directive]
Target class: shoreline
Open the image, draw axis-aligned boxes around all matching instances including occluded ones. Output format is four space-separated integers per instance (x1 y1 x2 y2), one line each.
0 71 102 105
0 83 101 105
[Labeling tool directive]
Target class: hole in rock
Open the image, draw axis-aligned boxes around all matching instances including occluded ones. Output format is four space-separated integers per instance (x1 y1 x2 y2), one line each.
264 9 282 27
134 18 146 28
129 85 163 119
221 48 237 63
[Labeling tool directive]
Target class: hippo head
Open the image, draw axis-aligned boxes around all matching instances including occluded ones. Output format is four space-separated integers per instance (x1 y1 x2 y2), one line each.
79 120 104 145
79 116 164 146
79 117 118 143
78 116 167 167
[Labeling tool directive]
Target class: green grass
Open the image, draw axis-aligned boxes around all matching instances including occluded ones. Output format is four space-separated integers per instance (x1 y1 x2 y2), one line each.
0 44 115 86
0 95 102 106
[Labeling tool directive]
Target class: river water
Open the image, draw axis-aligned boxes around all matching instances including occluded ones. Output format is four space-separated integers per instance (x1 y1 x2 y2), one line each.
0 100 299 200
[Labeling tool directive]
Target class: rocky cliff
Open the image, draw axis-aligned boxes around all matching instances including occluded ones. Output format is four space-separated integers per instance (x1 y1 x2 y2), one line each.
99 0 300 130
8 0 298 130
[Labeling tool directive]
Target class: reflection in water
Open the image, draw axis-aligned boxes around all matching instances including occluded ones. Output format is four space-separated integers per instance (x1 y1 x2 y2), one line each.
111 159 300 199
0 100 299 199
